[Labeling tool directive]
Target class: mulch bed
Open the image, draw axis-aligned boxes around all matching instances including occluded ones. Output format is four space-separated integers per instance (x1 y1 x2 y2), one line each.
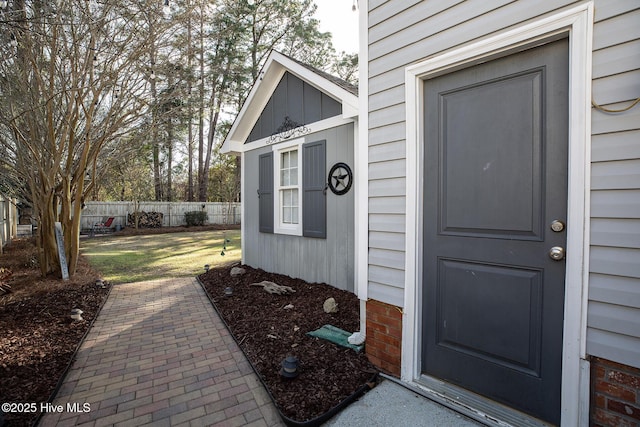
0 233 377 426
0 239 109 427
198 264 378 424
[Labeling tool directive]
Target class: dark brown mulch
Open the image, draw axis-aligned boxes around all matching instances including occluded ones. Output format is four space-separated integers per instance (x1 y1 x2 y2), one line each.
199 264 378 424
111 223 240 237
0 239 109 427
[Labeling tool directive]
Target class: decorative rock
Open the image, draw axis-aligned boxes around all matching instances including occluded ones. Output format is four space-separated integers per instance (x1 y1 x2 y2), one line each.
323 297 338 313
230 267 246 277
283 304 294 310
250 281 296 295
70 308 84 321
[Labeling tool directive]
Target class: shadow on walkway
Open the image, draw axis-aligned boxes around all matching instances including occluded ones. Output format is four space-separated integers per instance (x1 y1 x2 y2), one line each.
39 277 283 427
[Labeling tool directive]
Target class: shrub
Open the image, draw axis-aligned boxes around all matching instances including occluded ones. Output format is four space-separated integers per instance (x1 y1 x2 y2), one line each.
184 211 208 227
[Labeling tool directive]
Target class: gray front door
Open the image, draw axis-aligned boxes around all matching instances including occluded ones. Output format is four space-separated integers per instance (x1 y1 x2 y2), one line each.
422 39 568 425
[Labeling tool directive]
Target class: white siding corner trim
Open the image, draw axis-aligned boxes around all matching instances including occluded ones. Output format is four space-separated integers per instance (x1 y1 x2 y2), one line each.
241 151 247 265
357 0 369 309
402 3 593 427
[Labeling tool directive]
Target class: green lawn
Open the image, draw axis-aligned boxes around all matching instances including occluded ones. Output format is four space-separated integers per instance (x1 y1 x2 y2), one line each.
81 229 241 284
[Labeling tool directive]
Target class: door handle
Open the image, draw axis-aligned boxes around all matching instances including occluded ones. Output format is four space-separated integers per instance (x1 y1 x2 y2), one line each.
549 246 565 261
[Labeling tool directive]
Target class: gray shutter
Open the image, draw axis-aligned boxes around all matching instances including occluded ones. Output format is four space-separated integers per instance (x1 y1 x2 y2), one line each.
258 152 274 233
303 140 326 238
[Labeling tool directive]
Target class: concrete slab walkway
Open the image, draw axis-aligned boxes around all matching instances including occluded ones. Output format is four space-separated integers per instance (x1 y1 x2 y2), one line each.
39 277 283 427
325 380 484 427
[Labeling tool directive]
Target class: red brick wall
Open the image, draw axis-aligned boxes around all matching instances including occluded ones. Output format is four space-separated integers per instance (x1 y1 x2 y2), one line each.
591 356 640 427
365 299 402 377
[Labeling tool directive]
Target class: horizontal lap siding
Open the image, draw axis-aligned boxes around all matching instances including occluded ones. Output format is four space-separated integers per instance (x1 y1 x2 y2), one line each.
588 2 640 368
367 0 640 368
591 159 640 190
366 0 577 307
592 130 640 161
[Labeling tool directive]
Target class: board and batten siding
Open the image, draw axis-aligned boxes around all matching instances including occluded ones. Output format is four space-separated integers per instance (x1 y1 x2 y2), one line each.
366 0 640 367
244 123 355 291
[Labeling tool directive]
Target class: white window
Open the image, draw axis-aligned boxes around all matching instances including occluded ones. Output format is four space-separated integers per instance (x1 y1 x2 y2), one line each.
274 139 303 235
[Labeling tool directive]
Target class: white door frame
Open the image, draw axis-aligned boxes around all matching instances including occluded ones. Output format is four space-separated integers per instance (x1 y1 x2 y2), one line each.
403 3 593 425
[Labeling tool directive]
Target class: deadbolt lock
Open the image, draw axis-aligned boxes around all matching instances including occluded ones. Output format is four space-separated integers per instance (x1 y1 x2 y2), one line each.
549 246 565 261
550 220 565 232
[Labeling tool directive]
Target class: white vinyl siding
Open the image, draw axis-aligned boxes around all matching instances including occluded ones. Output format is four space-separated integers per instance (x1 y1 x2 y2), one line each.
588 1 640 368
366 0 640 368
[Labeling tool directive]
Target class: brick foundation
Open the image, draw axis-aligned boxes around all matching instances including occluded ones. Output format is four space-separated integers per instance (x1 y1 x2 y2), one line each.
591 356 640 427
365 299 402 377
364 303 640 426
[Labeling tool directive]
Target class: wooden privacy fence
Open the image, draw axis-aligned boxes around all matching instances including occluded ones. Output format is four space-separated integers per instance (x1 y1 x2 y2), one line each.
80 201 241 231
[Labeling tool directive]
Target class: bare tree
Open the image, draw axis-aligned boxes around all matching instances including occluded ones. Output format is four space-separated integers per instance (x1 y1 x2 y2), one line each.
194 0 334 202
0 0 171 277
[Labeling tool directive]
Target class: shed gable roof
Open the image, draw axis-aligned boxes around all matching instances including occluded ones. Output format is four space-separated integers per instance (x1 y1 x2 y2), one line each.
221 51 358 154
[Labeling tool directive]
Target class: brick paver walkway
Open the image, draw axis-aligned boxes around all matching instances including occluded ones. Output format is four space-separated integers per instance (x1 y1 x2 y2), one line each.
40 277 283 427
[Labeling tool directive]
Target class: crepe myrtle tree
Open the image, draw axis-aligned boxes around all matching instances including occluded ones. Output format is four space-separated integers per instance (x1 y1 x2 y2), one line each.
0 0 172 277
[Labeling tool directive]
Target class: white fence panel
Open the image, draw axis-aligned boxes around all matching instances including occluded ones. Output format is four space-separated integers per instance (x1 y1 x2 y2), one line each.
80 201 241 231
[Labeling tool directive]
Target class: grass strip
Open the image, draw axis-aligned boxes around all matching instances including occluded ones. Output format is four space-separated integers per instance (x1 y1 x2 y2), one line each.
81 229 240 283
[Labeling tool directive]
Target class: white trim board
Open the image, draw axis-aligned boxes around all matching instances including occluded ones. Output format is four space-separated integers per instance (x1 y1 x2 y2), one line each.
402 3 593 426
221 51 358 155
357 0 370 307
239 116 353 154
240 151 247 266
271 138 304 236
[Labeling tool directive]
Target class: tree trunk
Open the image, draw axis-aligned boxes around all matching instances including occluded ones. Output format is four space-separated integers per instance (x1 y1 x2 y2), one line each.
37 191 60 276
166 116 173 202
150 31 162 201
187 1 194 201
197 4 206 202
201 101 220 201
188 116 194 201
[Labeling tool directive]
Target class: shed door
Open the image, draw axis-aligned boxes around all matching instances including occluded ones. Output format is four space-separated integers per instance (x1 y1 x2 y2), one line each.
422 39 568 425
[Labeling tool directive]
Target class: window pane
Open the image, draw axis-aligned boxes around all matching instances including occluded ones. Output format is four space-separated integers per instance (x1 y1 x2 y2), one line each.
278 149 299 228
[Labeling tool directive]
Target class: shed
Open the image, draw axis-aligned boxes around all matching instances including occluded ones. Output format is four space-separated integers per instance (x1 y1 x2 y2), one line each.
359 1 640 426
222 51 360 293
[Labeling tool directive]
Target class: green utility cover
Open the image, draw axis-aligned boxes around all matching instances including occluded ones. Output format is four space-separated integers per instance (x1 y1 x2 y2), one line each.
306 324 364 353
